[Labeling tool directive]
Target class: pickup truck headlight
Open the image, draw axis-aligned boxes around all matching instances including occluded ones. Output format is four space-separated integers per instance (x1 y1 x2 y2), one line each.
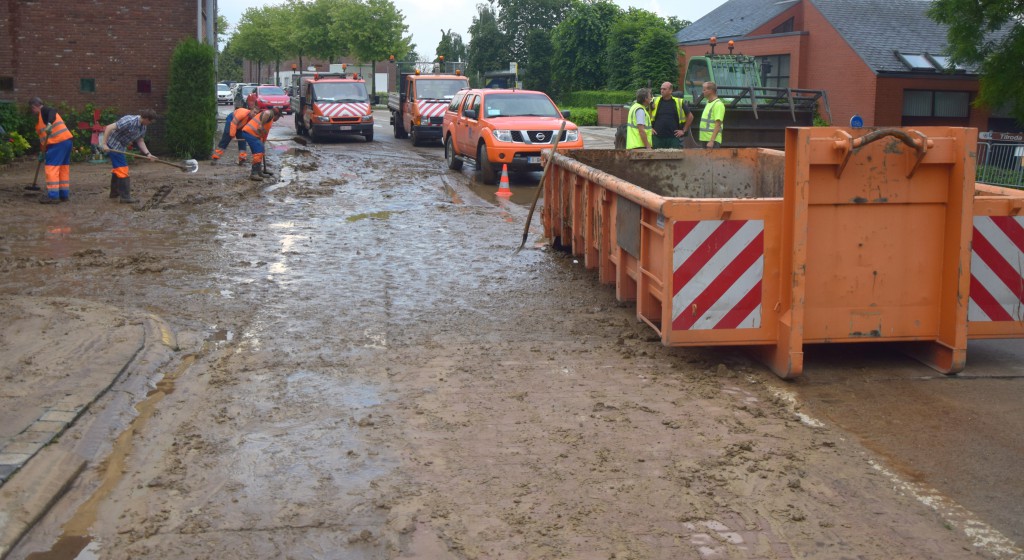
564 129 580 142
316 116 330 123
361 114 373 122
492 130 513 143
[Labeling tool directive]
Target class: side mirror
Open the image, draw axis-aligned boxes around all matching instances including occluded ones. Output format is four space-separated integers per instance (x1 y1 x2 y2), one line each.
463 109 477 119
560 110 571 119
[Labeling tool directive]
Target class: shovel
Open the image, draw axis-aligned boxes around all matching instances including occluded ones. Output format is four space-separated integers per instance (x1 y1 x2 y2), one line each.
515 120 566 254
24 159 43 191
104 149 199 173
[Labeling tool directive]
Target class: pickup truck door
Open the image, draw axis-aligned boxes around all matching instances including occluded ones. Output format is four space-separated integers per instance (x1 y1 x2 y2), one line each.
456 94 480 156
403 78 415 130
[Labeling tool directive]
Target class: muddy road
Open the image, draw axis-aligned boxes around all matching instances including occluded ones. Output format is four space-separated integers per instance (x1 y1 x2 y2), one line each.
1 111 1022 559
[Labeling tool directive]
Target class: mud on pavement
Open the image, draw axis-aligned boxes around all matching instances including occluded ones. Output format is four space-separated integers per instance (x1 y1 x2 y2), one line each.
0 132 1019 559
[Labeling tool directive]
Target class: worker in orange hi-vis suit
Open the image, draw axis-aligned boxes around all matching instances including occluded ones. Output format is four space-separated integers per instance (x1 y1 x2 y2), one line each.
29 97 74 204
211 107 254 165
238 108 281 182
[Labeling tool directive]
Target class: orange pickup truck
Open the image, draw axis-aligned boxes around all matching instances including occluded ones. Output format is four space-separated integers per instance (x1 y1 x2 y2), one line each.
442 88 584 184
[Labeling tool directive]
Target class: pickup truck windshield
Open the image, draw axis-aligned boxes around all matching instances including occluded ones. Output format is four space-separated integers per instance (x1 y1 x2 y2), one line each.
415 79 467 101
312 82 368 102
483 93 561 118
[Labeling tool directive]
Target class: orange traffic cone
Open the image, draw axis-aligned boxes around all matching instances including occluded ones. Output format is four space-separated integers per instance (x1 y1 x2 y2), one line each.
496 164 512 197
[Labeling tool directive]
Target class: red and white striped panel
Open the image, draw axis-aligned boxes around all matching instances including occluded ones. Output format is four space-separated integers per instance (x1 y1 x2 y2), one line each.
672 220 764 331
416 101 447 120
317 102 370 118
969 216 1024 322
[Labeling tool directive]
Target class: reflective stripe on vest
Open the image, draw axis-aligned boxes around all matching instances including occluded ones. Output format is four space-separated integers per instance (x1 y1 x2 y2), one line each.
241 113 272 138
626 102 652 149
36 112 73 144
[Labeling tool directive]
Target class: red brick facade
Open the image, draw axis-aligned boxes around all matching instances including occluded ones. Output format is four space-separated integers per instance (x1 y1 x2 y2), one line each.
678 1 992 129
0 1 211 115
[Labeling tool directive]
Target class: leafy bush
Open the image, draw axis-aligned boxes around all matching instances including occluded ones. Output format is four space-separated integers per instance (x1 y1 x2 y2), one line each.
561 107 597 126
977 164 1024 188
166 38 217 159
558 90 634 108
0 101 34 140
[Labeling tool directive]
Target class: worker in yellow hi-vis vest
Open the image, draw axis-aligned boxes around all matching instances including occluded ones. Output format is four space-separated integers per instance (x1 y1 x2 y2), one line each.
699 81 724 149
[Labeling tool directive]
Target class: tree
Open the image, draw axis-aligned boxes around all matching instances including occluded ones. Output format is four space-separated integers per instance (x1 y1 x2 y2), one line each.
234 7 279 82
436 29 468 66
522 29 553 93
497 0 570 64
928 0 1024 123
467 3 508 82
348 0 413 96
606 8 670 90
631 27 680 92
166 39 217 158
551 0 620 96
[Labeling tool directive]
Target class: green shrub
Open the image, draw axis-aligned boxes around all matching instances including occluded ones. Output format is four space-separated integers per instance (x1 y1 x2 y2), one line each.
0 100 34 140
562 107 597 126
557 90 634 108
166 38 217 159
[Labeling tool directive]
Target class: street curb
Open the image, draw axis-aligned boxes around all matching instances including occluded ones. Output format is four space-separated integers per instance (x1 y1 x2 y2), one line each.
0 313 175 559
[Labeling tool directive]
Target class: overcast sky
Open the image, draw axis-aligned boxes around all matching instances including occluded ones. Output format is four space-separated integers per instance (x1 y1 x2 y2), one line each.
217 0 728 59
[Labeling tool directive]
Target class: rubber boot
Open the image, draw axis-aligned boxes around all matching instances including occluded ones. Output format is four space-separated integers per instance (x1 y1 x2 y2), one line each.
261 162 273 177
109 174 118 198
249 163 264 182
118 177 138 204
238 153 248 166
39 190 60 204
59 189 69 202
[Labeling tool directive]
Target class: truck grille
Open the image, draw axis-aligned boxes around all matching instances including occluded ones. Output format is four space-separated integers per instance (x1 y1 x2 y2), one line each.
511 130 567 144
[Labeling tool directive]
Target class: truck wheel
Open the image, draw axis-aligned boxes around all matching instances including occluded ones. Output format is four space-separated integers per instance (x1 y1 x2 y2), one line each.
445 136 463 171
365 131 374 142
478 144 498 185
410 128 420 147
393 118 407 139
295 117 303 135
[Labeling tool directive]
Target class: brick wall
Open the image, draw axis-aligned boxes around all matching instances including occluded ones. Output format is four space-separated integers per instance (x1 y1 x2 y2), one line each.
0 1 201 117
875 75 986 129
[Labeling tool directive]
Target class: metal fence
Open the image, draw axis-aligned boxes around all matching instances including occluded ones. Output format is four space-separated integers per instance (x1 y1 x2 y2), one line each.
977 138 1024 189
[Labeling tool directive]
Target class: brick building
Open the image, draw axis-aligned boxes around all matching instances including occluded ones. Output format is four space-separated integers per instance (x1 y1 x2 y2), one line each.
0 0 216 115
676 0 1018 132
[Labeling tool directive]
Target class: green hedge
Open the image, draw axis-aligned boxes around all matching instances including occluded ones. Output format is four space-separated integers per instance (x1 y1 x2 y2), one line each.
166 39 217 159
557 90 634 108
562 107 597 126
0 101 120 164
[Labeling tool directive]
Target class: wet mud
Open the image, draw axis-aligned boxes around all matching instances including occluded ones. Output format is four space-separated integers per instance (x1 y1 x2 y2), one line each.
0 118 1020 559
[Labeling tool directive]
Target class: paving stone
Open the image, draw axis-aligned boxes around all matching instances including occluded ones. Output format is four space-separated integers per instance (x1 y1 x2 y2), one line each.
1 442 45 456
26 421 65 434
0 453 32 466
39 410 78 423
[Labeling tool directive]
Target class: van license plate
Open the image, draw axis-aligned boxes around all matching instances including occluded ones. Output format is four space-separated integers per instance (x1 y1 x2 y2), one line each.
528 156 541 164
339 126 352 131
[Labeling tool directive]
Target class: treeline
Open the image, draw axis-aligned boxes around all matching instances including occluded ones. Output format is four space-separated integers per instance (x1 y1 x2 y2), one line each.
220 0 688 98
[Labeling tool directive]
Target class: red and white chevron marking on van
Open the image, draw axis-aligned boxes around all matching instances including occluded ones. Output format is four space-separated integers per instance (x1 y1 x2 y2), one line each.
672 220 764 330
317 102 370 119
416 101 447 119
969 215 1024 322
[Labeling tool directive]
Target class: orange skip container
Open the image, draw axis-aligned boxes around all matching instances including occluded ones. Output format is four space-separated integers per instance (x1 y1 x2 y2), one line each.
542 127 1024 379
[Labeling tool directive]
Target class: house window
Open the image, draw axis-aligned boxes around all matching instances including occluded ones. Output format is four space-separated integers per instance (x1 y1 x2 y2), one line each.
137 80 151 93
759 55 790 89
772 17 794 34
0 77 13 91
80 78 96 93
903 90 970 118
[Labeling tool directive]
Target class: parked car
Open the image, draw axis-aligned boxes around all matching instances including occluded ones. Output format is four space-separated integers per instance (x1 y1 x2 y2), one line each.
233 84 257 109
246 85 292 114
442 88 583 184
216 83 233 105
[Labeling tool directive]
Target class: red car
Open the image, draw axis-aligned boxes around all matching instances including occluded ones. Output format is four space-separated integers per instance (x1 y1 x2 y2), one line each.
246 85 292 114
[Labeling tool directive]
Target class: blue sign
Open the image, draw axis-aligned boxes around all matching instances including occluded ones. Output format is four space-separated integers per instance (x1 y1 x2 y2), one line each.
850 114 864 128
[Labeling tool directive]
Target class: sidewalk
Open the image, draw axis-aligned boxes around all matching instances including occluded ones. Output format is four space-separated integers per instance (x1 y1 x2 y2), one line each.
0 296 176 557
579 125 617 149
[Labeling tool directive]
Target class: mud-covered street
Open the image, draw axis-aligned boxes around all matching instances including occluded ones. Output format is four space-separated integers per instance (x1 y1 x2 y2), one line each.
1 111 1022 559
